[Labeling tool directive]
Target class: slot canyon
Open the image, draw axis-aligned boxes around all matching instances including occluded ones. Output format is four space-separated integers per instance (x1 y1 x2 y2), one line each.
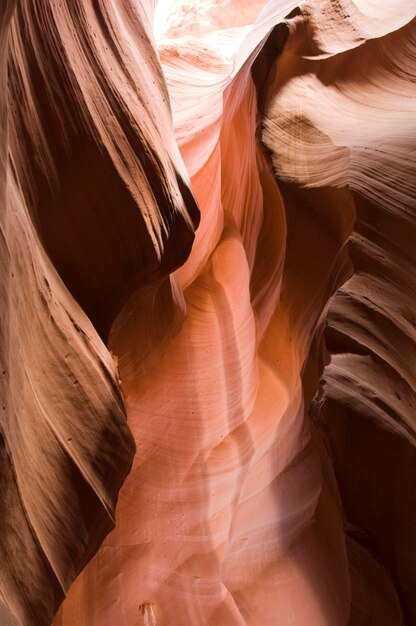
0 1 415 624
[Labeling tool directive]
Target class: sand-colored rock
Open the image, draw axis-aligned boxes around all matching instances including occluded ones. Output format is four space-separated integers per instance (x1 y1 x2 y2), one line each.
2 1 416 624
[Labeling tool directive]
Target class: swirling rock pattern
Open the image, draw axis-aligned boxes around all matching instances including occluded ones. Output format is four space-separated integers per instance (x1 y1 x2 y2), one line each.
1 1 197 624
262 3 416 623
1 0 416 624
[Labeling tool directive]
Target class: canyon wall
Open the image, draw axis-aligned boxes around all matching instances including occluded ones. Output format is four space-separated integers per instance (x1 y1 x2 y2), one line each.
1 1 415 624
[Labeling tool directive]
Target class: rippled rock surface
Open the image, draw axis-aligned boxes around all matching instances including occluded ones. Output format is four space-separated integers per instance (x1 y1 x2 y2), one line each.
1 1 415 624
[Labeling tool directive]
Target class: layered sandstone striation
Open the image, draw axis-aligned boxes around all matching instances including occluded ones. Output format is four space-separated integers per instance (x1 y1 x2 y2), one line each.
1 1 415 625
1 1 197 624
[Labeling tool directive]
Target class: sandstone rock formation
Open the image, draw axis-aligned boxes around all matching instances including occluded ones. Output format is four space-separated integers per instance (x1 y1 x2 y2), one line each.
1 1 415 625
1 1 197 624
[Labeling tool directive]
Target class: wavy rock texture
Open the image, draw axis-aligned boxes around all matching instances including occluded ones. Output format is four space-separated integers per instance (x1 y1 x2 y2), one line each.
262 3 416 624
1 1 198 624
2 0 416 625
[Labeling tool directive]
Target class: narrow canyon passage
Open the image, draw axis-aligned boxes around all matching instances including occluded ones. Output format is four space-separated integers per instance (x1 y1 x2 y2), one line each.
1 1 415 625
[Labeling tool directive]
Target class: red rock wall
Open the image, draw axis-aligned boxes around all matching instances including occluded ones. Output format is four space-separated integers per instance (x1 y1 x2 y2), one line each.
1 1 415 624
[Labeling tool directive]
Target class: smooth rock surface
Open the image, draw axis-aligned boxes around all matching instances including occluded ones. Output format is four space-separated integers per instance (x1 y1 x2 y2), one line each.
1 1 416 625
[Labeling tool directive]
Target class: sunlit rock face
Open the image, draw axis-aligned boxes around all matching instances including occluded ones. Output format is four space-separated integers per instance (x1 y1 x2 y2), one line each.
1 1 415 625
